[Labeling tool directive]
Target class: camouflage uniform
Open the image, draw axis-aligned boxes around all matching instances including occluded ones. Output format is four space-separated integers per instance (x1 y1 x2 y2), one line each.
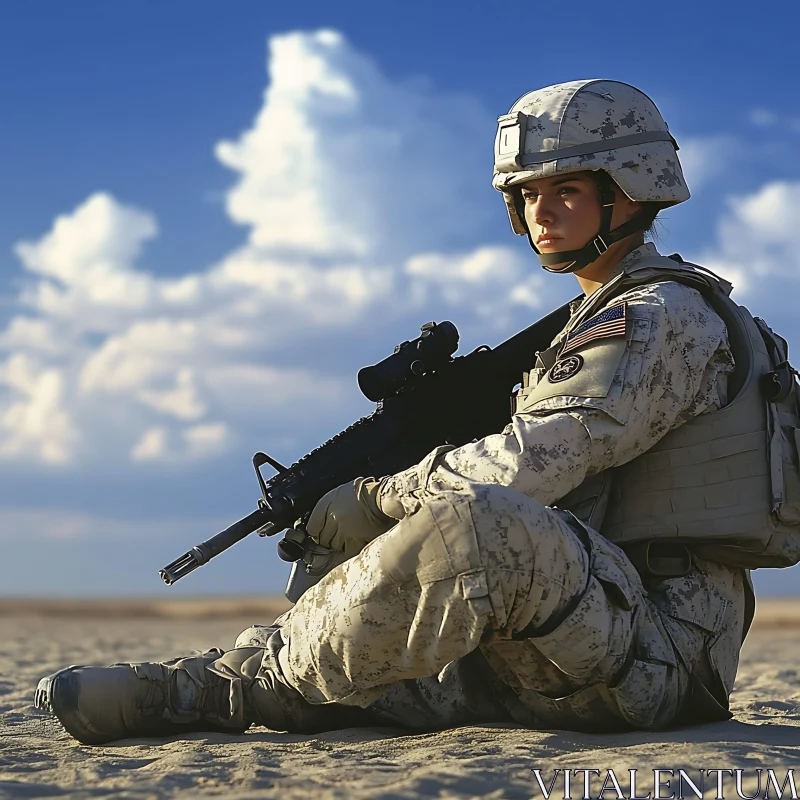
36 80 754 743
237 242 748 732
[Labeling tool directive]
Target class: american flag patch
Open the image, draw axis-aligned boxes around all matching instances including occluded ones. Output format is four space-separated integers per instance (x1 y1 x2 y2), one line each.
561 302 627 356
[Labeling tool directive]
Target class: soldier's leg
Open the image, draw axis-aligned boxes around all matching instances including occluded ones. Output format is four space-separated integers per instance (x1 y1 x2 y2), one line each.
473 540 748 732
236 624 512 730
37 483 697 741
37 483 590 744
266 483 711 732
269 484 591 712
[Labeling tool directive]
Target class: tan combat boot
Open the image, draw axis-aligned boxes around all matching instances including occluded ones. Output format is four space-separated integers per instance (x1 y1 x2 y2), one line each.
35 645 370 745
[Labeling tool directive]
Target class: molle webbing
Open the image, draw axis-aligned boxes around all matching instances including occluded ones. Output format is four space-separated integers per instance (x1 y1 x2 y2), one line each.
582 255 800 570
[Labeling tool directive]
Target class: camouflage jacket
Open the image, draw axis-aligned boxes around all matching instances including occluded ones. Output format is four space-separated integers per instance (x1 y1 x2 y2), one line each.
382 243 735 521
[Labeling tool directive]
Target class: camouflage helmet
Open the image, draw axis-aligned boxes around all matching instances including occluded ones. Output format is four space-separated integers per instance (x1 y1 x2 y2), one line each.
492 79 690 272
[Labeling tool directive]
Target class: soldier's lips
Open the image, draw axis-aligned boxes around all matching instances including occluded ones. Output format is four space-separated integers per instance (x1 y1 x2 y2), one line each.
537 238 562 247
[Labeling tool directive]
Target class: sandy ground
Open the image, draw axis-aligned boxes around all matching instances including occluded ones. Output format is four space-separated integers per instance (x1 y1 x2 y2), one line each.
1 597 799 800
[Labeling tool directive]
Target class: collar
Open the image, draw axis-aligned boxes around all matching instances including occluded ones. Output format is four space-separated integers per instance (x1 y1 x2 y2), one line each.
567 242 661 316
607 241 660 281
570 242 663 319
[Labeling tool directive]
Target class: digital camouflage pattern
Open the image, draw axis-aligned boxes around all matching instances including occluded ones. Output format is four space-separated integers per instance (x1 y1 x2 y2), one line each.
224 243 749 731
236 486 746 730
492 80 689 236
35 240 751 738
36 240 752 740
382 243 733 517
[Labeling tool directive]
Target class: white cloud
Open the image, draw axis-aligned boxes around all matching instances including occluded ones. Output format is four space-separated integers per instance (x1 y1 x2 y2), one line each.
137 368 206 421
0 317 67 356
214 29 491 263
131 426 167 462
130 421 231 462
0 355 78 464
693 180 800 301
0 29 562 468
183 422 230 458
79 319 200 394
15 193 158 322
675 134 741 192
748 108 779 127
406 246 550 326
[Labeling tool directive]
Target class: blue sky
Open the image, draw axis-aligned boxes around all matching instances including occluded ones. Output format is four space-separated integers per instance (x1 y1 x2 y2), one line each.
1 0 799 596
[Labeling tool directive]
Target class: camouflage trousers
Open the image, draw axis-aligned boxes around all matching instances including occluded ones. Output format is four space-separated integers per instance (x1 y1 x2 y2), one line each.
239 485 748 731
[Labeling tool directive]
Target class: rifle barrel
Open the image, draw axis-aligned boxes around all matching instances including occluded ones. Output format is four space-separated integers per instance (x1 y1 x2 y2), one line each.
159 506 273 585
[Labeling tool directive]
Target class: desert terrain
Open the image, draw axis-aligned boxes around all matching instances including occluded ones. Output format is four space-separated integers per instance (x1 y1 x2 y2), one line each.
1 596 798 800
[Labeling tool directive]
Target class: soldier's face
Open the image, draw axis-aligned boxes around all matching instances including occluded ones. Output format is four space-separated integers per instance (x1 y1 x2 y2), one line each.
520 172 638 267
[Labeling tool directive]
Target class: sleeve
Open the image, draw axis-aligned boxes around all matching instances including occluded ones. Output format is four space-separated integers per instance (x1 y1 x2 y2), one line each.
380 282 735 519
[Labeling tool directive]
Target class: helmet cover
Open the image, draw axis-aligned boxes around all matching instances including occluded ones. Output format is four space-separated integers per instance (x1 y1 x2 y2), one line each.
492 79 690 236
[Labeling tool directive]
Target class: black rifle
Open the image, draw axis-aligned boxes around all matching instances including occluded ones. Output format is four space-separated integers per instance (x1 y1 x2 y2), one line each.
158 301 573 587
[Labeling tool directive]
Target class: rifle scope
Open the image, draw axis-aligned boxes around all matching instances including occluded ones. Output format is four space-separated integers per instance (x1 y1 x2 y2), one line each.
357 320 458 402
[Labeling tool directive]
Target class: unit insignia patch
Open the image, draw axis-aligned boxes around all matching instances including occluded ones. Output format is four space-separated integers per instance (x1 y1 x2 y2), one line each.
548 354 584 383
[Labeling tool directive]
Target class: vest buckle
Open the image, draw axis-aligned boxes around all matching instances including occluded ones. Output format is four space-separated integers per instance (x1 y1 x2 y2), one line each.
761 361 796 403
623 541 693 579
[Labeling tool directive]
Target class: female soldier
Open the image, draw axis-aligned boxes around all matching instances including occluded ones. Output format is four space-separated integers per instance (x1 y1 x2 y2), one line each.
37 79 796 744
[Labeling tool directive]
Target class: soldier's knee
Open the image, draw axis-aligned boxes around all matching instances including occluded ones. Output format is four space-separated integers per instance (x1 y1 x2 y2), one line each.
235 625 278 649
377 493 484 585
380 486 585 584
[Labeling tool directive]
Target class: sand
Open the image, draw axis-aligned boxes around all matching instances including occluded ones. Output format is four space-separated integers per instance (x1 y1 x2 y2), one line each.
1 597 799 800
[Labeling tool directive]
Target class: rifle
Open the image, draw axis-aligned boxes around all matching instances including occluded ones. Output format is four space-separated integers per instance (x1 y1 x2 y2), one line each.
158 300 573 598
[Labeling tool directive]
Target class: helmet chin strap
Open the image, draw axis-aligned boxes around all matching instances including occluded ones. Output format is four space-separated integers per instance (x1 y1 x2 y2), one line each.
519 175 647 274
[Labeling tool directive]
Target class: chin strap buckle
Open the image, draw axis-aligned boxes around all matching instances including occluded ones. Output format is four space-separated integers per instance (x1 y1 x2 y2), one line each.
593 235 609 255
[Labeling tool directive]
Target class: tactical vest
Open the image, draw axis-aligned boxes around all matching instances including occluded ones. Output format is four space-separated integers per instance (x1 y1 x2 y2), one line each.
528 255 800 571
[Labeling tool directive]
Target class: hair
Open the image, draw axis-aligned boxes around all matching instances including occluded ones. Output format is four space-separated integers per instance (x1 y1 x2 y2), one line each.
637 201 671 241
599 172 667 241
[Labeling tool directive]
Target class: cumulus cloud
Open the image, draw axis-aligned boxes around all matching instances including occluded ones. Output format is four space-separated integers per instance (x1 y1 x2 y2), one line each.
131 426 168 462
693 180 800 302
674 134 741 193
0 355 78 464
215 29 492 262
15 193 158 324
0 29 558 469
406 246 551 327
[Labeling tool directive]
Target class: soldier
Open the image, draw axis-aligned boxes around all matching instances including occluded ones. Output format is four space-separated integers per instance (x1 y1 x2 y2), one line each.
36 80 800 744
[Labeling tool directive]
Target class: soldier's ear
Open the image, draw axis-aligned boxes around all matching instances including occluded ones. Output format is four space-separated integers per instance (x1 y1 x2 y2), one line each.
622 197 641 222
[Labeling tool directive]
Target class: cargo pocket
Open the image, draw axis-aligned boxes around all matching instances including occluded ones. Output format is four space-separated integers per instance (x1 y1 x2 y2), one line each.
584 522 644 611
591 551 638 612
527 574 616 680
706 600 744 700
658 574 729 667
656 571 735 721
662 578 729 635
608 657 670 729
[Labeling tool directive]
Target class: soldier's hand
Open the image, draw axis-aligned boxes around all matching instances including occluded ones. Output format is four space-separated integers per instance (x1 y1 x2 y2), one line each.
306 478 396 559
